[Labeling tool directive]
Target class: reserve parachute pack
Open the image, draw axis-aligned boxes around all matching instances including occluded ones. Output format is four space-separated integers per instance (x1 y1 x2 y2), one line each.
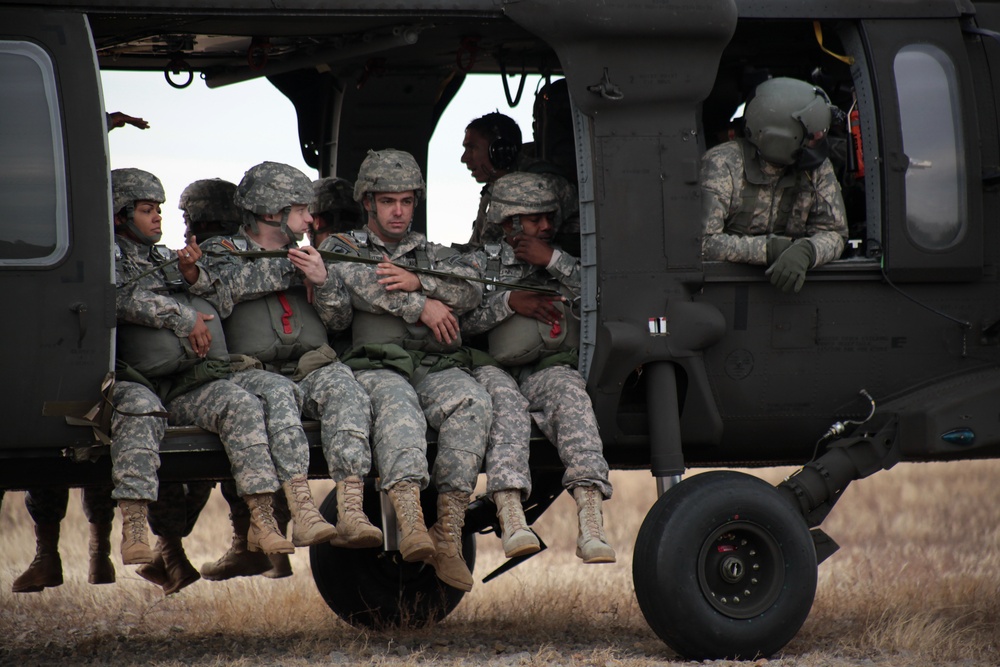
487 300 579 365
116 293 229 377
223 286 328 366
352 310 462 353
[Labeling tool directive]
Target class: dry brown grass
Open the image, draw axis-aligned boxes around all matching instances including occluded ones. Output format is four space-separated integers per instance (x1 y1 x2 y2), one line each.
1 462 999 666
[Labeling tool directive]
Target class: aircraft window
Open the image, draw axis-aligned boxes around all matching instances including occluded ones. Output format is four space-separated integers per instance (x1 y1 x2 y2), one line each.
893 44 967 250
0 41 68 266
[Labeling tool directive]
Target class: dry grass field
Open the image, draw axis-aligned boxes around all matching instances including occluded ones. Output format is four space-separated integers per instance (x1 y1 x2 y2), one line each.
1 462 998 666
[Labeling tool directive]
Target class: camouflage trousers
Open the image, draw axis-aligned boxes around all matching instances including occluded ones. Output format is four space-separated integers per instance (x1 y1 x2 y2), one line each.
474 365 612 499
23 486 115 525
300 361 373 481
110 381 167 502
148 482 214 538
167 379 278 496
230 369 309 482
221 481 291 526
355 367 490 495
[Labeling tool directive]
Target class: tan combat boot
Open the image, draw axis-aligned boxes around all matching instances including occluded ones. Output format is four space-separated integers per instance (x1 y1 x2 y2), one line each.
245 493 295 554
386 481 434 562
282 475 338 547
329 476 382 549
12 523 63 593
137 540 168 587
118 500 154 565
88 522 116 584
572 486 616 563
158 536 200 595
493 489 540 558
200 512 272 581
426 491 474 592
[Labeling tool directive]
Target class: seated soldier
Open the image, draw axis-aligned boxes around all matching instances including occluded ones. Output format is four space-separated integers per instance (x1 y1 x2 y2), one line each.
700 77 849 293
462 171 615 564
191 161 380 550
113 168 294 569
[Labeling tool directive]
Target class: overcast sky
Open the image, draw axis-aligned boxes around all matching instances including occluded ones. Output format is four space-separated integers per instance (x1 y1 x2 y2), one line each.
102 71 543 248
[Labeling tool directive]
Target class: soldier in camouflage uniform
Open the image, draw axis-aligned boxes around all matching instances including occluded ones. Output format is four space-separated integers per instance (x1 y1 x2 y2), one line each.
11 487 115 592
318 149 490 592
152 178 293 584
309 177 363 247
461 111 579 251
191 161 380 554
462 171 615 563
700 77 849 293
113 167 294 572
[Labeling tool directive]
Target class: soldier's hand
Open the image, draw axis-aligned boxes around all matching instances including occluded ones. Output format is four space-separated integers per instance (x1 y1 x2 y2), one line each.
188 313 214 357
377 255 421 292
289 246 327 287
511 234 554 266
108 111 150 130
419 297 459 344
508 290 564 325
177 237 201 284
765 239 816 293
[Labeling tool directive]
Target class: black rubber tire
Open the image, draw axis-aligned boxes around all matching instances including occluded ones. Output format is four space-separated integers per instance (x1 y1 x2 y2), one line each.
309 480 475 629
633 470 817 660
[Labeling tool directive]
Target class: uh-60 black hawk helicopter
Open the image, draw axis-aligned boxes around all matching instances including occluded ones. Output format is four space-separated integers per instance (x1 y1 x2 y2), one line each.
3 0 1000 660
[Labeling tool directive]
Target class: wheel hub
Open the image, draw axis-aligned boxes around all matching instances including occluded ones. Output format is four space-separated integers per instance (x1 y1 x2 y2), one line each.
696 520 784 619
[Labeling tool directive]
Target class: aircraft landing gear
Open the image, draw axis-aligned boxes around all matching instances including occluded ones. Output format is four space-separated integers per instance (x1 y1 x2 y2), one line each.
633 471 817 660
309 480 475 629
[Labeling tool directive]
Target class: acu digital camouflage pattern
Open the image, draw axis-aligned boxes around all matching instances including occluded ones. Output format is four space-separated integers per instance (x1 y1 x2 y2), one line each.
353 149 426 201
462 195 611 500
110 380 167 502
468 158 578 248
485 171 562 225
23 487 114 525
111 167 165 214
178 179 242 237
233 161 313 215
166 379 279 497
192 229 372 482
115 229 281 498
355 367 489 495
699 139 848 266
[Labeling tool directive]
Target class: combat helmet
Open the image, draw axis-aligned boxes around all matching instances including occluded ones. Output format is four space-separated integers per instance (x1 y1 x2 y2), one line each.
111 167 166 245
178 178 241 239
311 177 363 233
353 149 426 203
743 77 833 166
486 172 561 228
234 161 313 241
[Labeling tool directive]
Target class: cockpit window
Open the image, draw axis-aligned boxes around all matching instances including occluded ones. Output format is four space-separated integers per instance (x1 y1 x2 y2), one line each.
893 43 967 250
0 41 68 266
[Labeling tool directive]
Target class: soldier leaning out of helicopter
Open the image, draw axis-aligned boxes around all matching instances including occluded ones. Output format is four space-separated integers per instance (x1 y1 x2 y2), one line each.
112 168 299 581
700 76 849 293
189 161 383 553
460 171 616 564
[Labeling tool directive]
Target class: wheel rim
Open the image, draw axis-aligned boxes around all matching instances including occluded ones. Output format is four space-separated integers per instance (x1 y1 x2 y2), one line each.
696 519 784 619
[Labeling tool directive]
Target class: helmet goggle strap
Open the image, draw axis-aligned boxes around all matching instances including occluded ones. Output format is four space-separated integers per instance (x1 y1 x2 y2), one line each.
257 207 302 244
123 202 160 246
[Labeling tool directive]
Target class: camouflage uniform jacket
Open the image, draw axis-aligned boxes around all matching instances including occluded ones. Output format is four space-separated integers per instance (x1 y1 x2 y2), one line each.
700 139 848 267
192 230 352 331
319 228 482 322
461 241 579 336
115 235 211 336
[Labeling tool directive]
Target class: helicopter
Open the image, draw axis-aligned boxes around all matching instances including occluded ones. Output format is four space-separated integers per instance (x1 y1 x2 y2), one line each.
2 0 1000 659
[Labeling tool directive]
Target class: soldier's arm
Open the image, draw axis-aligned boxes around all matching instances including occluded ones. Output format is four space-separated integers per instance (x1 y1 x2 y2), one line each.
416 246 483 314
115 271 198 337
191 238 298 317
459 289 513 336
803 160 849 267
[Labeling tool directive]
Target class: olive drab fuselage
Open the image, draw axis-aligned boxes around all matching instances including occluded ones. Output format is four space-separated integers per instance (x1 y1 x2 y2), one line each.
4 0 1000 660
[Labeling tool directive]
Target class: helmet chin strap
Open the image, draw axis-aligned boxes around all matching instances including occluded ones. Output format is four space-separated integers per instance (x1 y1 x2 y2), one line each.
123 204 161 245
258 207 302 244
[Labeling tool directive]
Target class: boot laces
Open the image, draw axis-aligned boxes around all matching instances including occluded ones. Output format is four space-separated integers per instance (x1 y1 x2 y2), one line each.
580 490 605 540
289 478 325 527
439 494 467 551
341 480 364 514
253 496 281 533
499 500 526 533
392 486 421 525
